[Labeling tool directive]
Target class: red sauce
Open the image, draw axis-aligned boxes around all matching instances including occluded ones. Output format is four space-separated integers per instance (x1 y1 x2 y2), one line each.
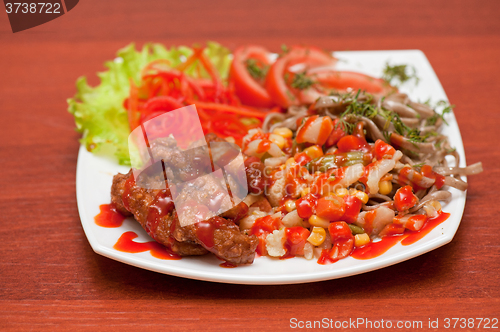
402 212 450 245
351 211 450 259
337 135 370 153
296 115 318 143
250 215 282 256
317 117 334 146
121 175 136 211
394 185 418 212
351 234 406 260
195 217 227 249
281 227 310 259
145 190 174 239
94 203 126 228
257 139 272 153
219 261 237 268
293 152 312 166
113 231 181 260
295 193 319 219
318 249 339 265
421 165 446 189
342 195 363 223
285 163 309 196
363 210 376 235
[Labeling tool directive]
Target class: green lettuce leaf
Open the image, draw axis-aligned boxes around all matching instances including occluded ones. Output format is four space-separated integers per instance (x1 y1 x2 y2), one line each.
68 42 231 165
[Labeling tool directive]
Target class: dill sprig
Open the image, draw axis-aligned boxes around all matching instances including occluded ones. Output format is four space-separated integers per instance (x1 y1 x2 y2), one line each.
426 100 454 126
245 59 268 81
382 63 419 86
335 90 430 143
291 72 315 90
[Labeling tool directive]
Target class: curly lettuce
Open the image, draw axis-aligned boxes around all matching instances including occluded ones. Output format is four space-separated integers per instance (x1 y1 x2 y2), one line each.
68 42 231 165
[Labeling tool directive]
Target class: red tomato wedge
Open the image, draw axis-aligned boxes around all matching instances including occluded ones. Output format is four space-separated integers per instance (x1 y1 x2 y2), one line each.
300 70 397 104
265 46 337 108
229 45 275 108
312 69 396 94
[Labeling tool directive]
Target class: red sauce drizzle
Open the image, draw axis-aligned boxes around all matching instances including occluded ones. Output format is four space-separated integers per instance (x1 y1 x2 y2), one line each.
146 190 174 238
352 211 450 259
113 231 181 260
121 175 136 211
296 194 319 219
318 249 338 265
257 139 272 153
195 217 227 250
296 115 317 143
402 212 450 245
219 261 237 268
351 234 406 260
94 203 125 228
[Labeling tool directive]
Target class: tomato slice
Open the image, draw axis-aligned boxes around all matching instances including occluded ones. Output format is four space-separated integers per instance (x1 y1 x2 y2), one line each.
311 69 396 95
229 45 275 108
265 46 337 108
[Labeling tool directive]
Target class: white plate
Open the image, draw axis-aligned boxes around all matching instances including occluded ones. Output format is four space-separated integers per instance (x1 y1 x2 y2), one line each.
76 50 467 285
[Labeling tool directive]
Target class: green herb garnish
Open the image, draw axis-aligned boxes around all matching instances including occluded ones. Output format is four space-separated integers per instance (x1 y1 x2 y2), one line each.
426 100 454 126
245 59 268 81
291 72 315 90
382 63 419 86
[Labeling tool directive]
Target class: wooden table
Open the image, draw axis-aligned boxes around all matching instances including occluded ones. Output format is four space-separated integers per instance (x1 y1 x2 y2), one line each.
1 0 499 330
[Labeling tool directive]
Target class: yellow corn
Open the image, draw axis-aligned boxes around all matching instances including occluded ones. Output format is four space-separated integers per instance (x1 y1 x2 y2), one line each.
378 180 393 195
285 157 295 169
272 127 293 139
335 187 349 198
269 134 286 150
224 136 236 144
303 145 324 159
429 200 442 211
307 227 326 246
308 215 330 229
423 200 442 218
354 191 369 204
285 200 296 212
354 233 370 247
300 187 310 197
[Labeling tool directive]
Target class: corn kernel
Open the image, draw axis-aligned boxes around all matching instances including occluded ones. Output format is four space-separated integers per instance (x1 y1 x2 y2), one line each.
272 127 293 139
430 200 442 211
269 134 286 149
423 200 442 218
224 136 236 144
354 233 370 247
307 226 326 246
285 157 295 168
378 180 393 195
285 200 296 212
303 145 324 159
354 191 369 204
335 187 349 198
300 187 310 197
308 215 330 229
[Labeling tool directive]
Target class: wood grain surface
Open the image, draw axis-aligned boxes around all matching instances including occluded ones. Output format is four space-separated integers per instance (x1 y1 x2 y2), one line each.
1 0 499 330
